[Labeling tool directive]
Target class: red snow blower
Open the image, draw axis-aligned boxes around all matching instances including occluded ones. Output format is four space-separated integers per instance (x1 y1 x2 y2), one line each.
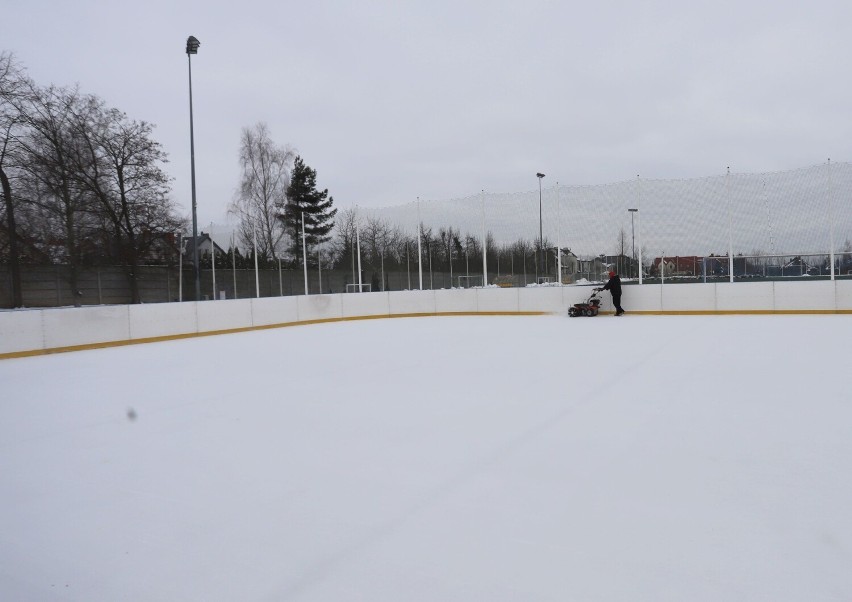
568 288 602 317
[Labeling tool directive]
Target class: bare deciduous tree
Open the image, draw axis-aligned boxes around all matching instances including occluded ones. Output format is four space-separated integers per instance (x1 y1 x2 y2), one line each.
71 96 181 303
230 122 294 261
0 51 27 306
13 82 97 305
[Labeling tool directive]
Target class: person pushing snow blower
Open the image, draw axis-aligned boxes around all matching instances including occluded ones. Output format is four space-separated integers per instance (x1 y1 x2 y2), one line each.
597 271 624 316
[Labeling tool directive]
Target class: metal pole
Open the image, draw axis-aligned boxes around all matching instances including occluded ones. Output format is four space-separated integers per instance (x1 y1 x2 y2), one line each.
636 176 643 285
187 53 200 302
211 232 216 300
481 190 487 286
538 178 544 277
356 227 363 291
178 232 183 302
628 208 637 279
556 182 562 285
318 246 322 294
302 212 308 295
828 158 836 281
253 229 259 298
278 258 283 296
231 234 237 299
727 167 734 283
417 197 423 290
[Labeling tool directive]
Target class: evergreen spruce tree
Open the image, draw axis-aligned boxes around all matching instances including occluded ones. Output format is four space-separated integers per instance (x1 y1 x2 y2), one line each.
281 155 337 266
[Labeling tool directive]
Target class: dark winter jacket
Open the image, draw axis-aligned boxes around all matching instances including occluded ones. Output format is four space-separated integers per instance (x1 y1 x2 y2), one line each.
602 274 622 296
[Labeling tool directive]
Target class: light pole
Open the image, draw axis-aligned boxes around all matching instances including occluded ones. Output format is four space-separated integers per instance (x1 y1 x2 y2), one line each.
536 172 545 280
628 208 637 278
186 35 201 301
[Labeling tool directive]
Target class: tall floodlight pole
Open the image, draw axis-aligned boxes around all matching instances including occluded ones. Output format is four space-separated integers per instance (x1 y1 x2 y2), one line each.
536 173 545 280
628 208 638 278
186 36 201 301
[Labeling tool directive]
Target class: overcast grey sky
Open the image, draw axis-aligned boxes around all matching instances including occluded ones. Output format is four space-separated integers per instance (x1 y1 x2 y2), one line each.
4 0 852 227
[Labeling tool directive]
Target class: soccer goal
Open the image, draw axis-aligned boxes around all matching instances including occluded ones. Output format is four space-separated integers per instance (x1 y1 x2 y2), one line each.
345 283 372 293
457 275 484 289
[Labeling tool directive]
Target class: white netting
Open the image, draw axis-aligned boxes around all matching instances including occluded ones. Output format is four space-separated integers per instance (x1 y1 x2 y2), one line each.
360 162 852 278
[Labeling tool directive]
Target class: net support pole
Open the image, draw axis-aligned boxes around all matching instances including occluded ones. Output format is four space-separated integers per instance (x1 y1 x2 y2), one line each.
637 176 643 285
417 197 423 290
178 232 183 302
356 226 363 292
556 182 562 285
727 167 734 283
231 235 237 299
253 228 260 298
828 158 836 281
481 190 487 286
211 228 216 300
302 212 309 295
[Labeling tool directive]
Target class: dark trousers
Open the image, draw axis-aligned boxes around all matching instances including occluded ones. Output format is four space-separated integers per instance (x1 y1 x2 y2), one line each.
612 293 623 314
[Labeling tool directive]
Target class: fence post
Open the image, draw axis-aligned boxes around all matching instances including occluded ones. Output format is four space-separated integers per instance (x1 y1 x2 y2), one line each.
637 175 643 285
417 197 423 290
481 190 487 286
828 159 836 281
556 182 562 285
727 167 734 283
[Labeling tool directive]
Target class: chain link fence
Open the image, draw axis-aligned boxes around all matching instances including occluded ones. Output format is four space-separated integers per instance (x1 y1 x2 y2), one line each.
3 163 851 307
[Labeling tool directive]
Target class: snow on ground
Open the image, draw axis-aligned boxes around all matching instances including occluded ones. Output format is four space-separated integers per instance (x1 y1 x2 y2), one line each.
1 314 851 601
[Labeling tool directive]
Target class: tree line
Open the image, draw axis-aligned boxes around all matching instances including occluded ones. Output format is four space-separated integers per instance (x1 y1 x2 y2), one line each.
1 52 182 306
0 56 341 306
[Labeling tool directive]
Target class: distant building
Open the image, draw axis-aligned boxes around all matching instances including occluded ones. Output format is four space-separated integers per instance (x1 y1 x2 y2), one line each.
181 232 226 264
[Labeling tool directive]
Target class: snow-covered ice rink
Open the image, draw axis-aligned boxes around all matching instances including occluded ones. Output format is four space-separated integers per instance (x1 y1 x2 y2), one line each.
2 314 851 601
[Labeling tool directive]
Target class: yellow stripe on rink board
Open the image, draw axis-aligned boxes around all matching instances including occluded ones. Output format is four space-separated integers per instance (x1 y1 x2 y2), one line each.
0 312 548 360
0 309 849 360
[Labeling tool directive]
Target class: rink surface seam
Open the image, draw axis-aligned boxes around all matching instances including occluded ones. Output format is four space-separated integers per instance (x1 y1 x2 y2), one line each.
1 308 850 360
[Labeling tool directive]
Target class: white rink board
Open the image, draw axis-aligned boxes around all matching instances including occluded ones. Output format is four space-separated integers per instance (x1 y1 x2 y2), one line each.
341 291 390 318
387 290 436 315
662 283 716 311
434 289 478 313
836 280 852 310
250 296 300 327
0 310 43 354
196 298 254 332
2 280 851 356
41 305 130 349
297 294 344 322
619 284 661 313
774 280 836 311
475 287 519 313
716 282 775 312
128 302 198 340
518 286 563 313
